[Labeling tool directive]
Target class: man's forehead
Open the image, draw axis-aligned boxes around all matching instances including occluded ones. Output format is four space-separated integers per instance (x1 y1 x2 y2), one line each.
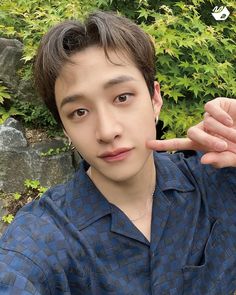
54 46 143 106
58 74 137 110
64 46 134 71
56 47 139 83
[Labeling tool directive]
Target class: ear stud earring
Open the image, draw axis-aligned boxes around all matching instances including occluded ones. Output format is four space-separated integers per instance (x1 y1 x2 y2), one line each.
68 138 75 151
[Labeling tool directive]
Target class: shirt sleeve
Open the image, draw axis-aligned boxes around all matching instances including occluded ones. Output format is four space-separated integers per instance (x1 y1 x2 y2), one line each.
0 248 50 295
0 193 72 295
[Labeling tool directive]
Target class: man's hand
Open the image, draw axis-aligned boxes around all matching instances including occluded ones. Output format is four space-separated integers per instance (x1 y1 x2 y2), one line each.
147 97 236 168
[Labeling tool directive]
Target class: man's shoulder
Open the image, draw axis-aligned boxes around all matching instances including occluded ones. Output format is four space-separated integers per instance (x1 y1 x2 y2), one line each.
157 150 236 191
0 170 81 249
0 184 68 245
0 176 78 284
10 175 75 223
156 150 236 179
0 168 91 293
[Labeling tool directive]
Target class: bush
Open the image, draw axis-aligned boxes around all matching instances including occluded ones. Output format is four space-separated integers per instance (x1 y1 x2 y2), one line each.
144 1 236 138
13 100 60 134
0 0 235 137
0 83 23 124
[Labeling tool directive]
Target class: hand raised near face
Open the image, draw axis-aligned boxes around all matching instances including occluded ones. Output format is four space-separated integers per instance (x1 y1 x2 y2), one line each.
146 97 236 168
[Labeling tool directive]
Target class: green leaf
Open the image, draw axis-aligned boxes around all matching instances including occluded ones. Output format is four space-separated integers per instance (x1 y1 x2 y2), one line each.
176 75 191 88
0 85 11 104
158 55 171 67
2 214 14 224
170 90 184 102
189 84 202 98
24 179 40 189
138 8 149 20
13 192 21 200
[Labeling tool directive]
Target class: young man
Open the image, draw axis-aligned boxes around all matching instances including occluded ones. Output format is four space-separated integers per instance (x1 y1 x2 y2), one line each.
0 11 236 295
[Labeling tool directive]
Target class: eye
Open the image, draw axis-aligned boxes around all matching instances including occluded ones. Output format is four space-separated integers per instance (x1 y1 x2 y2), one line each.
114 93 132 104
72 108 88 119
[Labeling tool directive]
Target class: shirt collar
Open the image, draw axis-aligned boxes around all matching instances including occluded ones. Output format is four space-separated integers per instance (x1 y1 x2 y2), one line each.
154 152 195 192
68 161 112 230
69 152 194 229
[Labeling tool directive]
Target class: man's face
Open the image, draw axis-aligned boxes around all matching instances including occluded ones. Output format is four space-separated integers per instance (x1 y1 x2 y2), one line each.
55 46 162 183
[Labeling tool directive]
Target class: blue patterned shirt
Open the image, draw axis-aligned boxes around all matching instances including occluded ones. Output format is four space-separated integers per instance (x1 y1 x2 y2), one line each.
0 151 236 295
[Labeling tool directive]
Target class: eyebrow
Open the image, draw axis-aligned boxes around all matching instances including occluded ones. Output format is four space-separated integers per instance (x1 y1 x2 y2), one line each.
103 75 136 89
60 94 83 110
59 75 136 109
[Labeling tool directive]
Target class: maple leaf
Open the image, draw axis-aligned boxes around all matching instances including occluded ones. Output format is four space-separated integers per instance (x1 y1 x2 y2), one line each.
189 84 202 97
176 75 191 88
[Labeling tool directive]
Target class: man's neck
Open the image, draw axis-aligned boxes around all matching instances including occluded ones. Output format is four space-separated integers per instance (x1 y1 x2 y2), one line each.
87 153 156 209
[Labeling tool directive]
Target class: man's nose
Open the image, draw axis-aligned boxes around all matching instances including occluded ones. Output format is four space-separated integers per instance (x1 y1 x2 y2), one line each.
95 109 122 143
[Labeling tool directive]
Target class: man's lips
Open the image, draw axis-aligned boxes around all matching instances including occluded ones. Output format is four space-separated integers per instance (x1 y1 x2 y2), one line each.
98 148 133 159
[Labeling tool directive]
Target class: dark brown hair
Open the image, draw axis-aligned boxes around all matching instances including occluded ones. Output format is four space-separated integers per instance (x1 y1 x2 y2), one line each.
34 11 156 124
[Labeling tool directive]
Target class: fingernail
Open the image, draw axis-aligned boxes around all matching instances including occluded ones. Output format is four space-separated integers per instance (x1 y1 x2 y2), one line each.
215 141 227 151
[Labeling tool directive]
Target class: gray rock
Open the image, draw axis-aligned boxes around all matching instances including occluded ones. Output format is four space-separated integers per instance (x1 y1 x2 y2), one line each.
0 38 22 53
4 117 25 133
0 149 32 192
0 125 27 150
0 198 8 237
30 140 75 188
0 135 76 193
32 151 74 189
0 38 40 104
32 140 67 153
0 38 23 89
17 79 40 103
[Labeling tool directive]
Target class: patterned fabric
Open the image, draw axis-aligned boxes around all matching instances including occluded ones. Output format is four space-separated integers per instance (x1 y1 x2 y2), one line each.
0 151 236 295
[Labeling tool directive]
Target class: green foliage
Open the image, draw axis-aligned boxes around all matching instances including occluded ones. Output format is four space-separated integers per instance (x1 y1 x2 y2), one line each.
0 83 23 124
13 100 61 135
24 179 47 196
40 145 70 157
160 100 204 139
2 214 14 224
24 179 41 190
0 106 23 125
1 179 48 224
0 84 10 104
13 192 21 200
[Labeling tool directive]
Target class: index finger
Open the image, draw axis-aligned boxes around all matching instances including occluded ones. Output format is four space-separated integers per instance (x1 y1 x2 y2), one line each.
146 138 198 152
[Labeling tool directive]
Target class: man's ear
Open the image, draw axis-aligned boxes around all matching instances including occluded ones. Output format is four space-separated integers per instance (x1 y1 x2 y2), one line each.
63 129 71 144
63 128 68 138
152 82 163 119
